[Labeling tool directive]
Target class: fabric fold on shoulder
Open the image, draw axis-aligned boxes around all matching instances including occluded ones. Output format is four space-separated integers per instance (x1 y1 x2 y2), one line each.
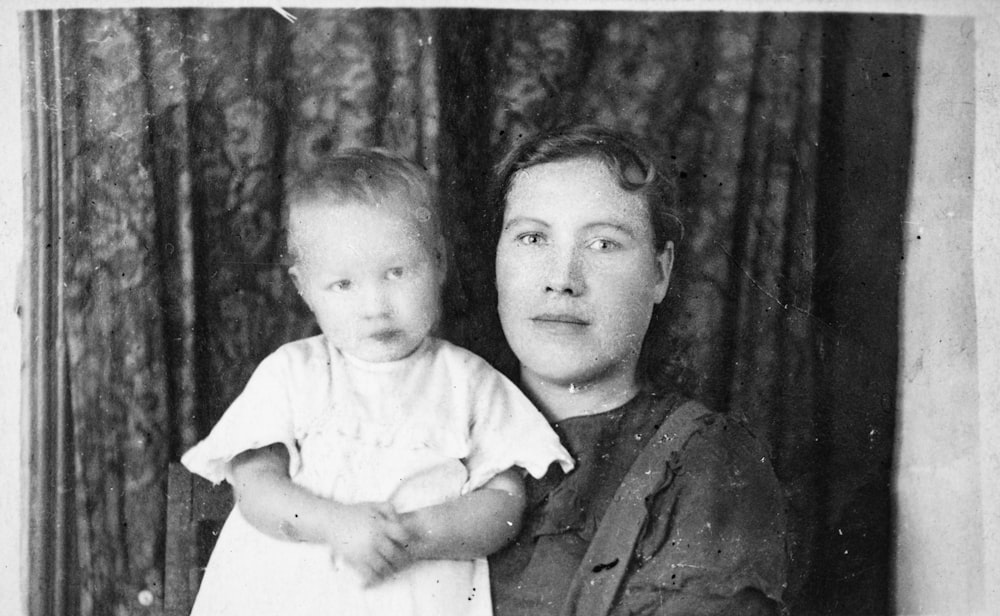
181 436 301 486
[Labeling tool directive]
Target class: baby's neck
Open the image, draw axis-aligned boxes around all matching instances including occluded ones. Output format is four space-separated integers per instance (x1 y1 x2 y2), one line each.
519 370 640 423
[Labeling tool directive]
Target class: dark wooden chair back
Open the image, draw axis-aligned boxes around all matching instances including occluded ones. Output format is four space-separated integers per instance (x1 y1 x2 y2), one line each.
160 462 233 615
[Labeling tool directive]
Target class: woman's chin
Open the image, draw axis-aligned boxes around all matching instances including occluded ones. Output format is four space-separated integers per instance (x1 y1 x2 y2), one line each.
520 357 626 392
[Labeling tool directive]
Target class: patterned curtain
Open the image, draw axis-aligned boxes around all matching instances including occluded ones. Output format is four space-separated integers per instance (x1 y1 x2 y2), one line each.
22 8 915 616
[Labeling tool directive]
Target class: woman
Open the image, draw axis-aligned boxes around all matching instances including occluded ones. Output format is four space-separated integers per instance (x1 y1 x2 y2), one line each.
484 125 788 615
225 125 789 615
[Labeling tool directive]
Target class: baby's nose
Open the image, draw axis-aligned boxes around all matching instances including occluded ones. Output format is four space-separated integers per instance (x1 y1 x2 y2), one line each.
359 282 392 317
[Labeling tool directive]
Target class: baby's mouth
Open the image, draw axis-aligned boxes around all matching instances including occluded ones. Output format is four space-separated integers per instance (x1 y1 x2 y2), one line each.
370 328 403 343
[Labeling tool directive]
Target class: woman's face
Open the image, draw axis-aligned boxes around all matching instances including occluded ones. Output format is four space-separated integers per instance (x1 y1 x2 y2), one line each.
496 158 673 391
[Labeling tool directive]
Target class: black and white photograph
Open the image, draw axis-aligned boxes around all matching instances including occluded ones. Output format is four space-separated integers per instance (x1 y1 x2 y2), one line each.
2 1 997 615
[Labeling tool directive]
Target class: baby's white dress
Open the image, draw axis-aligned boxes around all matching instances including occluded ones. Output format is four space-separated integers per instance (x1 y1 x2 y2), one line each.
181 335 573 616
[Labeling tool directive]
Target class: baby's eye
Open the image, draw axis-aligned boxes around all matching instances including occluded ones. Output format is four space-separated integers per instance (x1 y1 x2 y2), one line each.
587 238 620 252
327 280 352 292
515 232 545 246
386 267 405 280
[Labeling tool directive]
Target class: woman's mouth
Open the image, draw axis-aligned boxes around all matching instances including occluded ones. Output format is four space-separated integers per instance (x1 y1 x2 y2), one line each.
531 313 589 332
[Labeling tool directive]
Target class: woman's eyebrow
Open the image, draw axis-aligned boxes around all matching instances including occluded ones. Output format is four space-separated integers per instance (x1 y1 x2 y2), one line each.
502 216 550 231
581 221 639 239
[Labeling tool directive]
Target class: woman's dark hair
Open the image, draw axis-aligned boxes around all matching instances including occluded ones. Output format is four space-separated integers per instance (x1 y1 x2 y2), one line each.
487 124 683 251
487 124 695 396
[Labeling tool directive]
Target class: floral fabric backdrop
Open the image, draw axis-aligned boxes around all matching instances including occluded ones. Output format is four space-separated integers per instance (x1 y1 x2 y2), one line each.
22 8 916 616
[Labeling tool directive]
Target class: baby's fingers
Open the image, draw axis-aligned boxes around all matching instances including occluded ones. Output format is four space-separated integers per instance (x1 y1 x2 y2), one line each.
375 531 412 570
353 561 387 588
381 517 415 546
333 551 394 588
358 550 405 588
371 501 400 523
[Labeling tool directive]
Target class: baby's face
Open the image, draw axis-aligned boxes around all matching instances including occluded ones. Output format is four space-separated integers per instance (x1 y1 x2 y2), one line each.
289 200 444 363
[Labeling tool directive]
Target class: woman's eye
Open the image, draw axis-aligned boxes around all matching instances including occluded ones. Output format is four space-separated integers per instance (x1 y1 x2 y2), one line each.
587 238 620 251
515 232 545 246
328 280 351 292
386 267 405 280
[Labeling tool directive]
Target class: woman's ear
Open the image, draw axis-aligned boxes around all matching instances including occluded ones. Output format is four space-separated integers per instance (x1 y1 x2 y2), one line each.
652 241 674 304
435 236 449 284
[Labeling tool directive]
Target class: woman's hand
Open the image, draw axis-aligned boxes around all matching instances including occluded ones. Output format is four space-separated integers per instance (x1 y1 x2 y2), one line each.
324 501 414 587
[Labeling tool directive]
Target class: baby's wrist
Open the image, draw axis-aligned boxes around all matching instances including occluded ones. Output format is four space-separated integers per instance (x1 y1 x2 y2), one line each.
398 510 430 557
322 501 351 546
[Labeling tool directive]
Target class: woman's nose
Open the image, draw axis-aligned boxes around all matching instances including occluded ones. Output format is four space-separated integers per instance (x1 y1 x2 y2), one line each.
544 247 585 296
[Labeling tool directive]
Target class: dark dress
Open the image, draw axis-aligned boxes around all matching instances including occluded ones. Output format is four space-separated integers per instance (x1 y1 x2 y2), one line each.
489 392 788 616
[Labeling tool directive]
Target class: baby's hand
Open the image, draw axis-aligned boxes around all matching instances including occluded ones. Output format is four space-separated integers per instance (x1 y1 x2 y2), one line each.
325 501 413 587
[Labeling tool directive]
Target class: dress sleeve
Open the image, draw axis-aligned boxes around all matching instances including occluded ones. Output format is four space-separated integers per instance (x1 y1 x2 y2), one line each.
180 349 301 485
611 415 789 616
462 364 574 493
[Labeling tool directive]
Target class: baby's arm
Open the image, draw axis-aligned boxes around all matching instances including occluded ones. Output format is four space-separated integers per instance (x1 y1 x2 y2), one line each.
399 468 526 561
229 443 413 583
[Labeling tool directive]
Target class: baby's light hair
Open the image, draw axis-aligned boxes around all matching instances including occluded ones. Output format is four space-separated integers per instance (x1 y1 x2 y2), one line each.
285 148 441 264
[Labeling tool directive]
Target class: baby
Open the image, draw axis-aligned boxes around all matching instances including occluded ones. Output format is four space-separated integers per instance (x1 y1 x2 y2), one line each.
181 149 573 616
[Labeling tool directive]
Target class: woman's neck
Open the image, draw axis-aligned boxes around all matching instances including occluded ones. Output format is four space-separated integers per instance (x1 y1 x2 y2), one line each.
519 368 641 423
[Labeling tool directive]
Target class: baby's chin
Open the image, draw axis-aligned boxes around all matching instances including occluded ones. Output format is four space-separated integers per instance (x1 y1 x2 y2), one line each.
341 335 427 364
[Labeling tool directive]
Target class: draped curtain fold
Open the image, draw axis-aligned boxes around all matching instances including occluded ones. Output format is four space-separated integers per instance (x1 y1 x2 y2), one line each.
23 8 913 616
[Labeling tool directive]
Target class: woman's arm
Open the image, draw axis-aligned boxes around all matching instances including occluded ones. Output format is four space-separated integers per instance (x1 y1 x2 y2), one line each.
399 468 526 561
229 444 414 583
